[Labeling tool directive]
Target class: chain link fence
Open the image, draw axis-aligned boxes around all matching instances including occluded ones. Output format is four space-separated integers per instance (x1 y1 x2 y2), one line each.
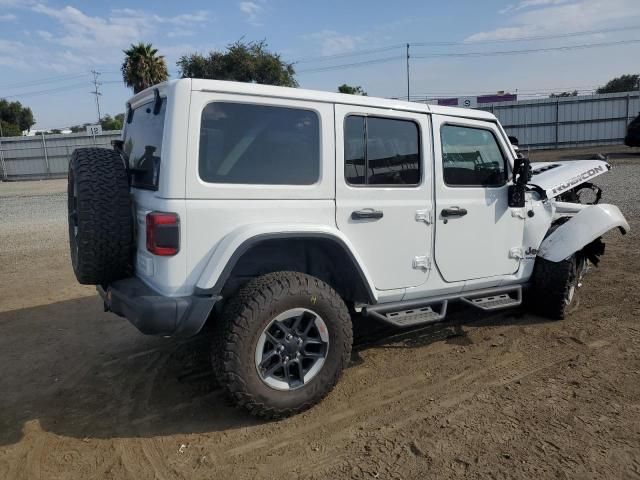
0 130 122 181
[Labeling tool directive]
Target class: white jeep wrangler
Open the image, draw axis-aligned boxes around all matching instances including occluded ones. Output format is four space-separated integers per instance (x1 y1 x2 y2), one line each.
67 79 629 418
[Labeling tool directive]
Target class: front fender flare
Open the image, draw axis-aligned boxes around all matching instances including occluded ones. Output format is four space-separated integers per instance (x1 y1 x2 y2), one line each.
194 224 378 302
538 204 629 262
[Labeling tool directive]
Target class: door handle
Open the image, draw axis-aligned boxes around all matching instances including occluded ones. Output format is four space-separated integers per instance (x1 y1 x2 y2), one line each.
441 207 468 218
351 208 384 220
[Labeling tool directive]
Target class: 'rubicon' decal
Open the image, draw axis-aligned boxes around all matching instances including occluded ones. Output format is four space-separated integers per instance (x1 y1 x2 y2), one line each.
550 165 605 195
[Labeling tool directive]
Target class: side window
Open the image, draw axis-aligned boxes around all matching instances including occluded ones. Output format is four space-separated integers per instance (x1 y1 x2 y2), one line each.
440 124 507 187
344 115 420 186
199 102 320 185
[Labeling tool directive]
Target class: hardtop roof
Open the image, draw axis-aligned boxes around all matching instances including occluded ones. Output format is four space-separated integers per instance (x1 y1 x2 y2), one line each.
131 78 498 122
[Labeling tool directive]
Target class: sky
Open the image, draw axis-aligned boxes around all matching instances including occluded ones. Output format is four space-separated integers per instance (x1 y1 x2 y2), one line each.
1 0 640 129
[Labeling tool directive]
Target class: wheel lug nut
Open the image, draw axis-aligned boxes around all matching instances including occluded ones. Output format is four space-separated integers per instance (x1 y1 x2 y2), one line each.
286 334 292 341
284 356 289 362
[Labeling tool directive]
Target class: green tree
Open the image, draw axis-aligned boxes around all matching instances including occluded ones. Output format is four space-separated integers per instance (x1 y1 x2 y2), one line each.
69 123 91 133
338 84 367 96
121 43 169 94
596 74 640 94
0 99 35 135
100 113 124 131
549 90 578 98
0 119 22 137
177 40 297 87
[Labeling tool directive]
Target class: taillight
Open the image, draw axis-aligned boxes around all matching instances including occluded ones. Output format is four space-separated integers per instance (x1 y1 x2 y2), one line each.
146 212 180 256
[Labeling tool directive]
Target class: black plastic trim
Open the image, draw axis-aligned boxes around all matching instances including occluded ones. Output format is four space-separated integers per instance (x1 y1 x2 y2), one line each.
98 278 219 337
201 232 376 303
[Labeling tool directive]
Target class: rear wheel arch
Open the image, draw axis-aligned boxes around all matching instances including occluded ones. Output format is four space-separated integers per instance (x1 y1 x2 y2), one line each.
205 233 376 307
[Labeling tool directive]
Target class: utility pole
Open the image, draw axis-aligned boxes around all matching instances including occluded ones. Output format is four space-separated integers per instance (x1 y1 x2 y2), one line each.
406 43 410 101
90 69 102 124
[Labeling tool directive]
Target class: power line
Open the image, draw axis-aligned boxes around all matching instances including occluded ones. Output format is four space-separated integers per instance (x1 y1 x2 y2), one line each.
298 38 640 74
298 55 402 73
291 25 640 65
412 38 640 59
411 25 640 46
0 72 90 90
294 44 404 64
2 82 90 99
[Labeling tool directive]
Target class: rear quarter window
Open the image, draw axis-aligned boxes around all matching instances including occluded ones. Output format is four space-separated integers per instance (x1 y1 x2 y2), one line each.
123 98 166 190
198 102 320 185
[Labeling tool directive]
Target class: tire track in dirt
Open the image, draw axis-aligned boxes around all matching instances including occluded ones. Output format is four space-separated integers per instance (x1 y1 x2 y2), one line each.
220 325 609 477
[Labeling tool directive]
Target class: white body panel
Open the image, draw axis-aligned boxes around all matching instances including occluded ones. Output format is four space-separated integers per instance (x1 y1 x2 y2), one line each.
538 204 630 262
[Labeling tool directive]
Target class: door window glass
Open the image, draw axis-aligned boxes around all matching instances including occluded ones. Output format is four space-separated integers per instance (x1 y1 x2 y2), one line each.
440 124 507 187
344 115 420 186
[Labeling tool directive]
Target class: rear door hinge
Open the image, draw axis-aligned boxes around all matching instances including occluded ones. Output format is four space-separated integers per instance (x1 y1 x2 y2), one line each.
413 255 432 270
415 209 432 225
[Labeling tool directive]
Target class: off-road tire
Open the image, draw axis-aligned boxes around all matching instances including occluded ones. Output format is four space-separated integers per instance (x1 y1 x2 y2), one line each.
67 148 133 285
531 254 580 320
212 271 352 419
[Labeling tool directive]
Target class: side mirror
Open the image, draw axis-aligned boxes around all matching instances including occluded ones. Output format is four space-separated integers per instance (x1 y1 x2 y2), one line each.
509 156 531 208
513 155 532 184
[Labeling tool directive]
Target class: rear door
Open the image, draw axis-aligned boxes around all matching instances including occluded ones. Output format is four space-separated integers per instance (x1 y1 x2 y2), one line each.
432 115 523 282
335 105 432 291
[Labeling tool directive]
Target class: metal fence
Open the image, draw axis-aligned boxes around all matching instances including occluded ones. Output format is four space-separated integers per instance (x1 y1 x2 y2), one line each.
0 130 122 181
2 91 639 180
478 91 640 150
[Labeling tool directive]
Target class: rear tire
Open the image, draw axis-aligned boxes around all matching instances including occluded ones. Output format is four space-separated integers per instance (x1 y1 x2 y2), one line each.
212 272 352 418
67 148 133 285
531 254 582 320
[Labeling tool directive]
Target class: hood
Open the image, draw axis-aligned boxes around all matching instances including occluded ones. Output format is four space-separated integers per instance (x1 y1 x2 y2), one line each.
529 159 610 198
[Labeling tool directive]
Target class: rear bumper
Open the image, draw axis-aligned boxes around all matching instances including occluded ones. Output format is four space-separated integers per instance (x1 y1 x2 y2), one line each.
98 278 220 336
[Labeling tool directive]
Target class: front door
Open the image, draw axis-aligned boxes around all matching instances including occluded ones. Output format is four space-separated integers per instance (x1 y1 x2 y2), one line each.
335 105 432 291
432 115 523 282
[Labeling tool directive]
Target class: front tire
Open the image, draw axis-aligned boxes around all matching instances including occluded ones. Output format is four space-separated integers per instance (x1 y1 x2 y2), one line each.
531 254 584 320
212 272 352 418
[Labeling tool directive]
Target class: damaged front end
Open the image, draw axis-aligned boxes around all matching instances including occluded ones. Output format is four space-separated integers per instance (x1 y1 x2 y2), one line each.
529 158 610 203
527 158 629 265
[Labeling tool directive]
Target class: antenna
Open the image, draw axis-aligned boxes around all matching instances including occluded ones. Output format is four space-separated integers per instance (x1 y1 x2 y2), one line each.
90 69 102 124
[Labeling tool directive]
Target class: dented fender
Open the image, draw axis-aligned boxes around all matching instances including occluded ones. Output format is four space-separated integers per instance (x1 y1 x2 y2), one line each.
538 204 629 262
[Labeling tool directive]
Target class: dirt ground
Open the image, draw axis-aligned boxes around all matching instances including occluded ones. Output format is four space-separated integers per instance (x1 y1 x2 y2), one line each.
1 146 639 479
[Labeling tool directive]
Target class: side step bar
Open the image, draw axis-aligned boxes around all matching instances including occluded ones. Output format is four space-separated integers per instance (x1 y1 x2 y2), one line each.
363 285 522 328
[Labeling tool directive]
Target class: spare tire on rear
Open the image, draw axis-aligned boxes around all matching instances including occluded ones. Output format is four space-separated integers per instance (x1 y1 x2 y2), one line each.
67 148 133 285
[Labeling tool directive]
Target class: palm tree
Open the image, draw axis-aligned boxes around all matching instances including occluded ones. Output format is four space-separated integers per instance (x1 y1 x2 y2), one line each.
121 43 169 94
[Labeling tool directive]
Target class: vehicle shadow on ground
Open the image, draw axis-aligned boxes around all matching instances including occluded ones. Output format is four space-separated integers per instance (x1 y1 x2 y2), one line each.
0 296 550 446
